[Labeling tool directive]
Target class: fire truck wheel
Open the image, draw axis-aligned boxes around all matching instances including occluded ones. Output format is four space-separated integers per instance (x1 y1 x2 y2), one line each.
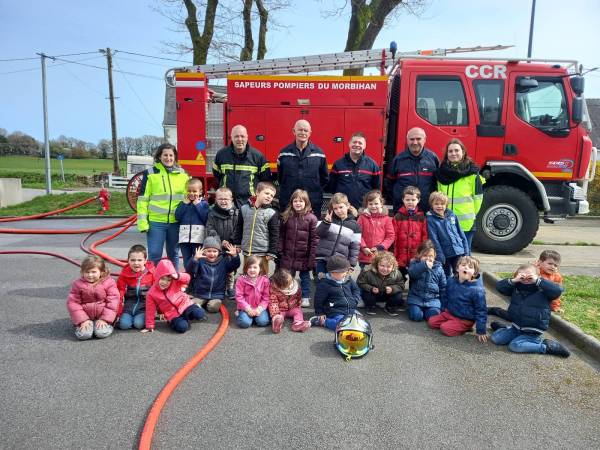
472 185 539 255
126 171 145 212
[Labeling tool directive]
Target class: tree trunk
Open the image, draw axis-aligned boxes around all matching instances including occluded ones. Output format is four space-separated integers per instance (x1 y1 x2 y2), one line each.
255 0 268 60
240 0 254 61
343 0 402 76
183 0 219 65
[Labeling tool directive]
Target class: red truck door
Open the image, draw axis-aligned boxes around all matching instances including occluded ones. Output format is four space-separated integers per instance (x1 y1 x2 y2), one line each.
405 70 477 158
504 72 577 180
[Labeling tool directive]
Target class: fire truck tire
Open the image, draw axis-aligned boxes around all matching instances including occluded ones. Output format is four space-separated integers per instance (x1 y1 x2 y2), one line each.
472 185 539 255
126 171 145 212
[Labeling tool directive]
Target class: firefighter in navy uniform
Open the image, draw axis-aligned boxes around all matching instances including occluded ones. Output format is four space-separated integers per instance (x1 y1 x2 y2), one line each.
213 124 272 209
328 131 381 209
277 119 329 216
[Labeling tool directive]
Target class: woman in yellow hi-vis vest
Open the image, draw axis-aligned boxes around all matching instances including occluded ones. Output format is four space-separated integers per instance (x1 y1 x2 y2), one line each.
436 139 485 251
137 144 189 269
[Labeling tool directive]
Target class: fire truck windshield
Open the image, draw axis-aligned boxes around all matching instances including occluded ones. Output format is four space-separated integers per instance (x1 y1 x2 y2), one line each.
516 78 569 131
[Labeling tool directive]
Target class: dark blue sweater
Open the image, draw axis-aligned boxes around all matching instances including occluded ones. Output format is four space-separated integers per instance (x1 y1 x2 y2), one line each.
406 259 446 308
426 209 469 263
314 275 361 317
444 276 487 335
186 254 240 300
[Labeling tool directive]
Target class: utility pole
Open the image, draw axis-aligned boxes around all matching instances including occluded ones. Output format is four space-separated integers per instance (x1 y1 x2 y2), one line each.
100 48 120 175
38 52 52 194
527 0 536 59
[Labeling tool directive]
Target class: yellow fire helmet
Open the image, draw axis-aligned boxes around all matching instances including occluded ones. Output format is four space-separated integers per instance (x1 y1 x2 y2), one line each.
334 313 373 360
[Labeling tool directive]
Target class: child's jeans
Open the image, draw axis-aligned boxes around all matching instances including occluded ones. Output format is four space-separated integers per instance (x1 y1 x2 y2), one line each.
491 326 546 354
236 309 270 328
408 304 440 322
179 243 200 270
361 291 403 308
428 310 474 336
291 270 312 298
118 312 146 330
170 304 206 333
323 314 346 331
316 259 327 278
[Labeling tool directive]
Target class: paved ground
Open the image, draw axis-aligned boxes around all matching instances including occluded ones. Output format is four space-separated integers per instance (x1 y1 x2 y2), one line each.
1 218 599 449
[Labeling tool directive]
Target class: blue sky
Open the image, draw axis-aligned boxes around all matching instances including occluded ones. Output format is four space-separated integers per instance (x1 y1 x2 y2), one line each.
1 0 599 144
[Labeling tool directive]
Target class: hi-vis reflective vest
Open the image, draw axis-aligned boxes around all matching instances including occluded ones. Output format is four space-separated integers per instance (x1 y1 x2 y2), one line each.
137 163 189 232
437 174 485 233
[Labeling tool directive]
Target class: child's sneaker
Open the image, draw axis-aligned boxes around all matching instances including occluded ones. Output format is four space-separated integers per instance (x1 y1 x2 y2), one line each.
366 306 377 315
543 339 570 358
272 314 284 333
490 321 506 331
301 297 311 308
309 316 323 327
384 306 400 317
291 320 311 332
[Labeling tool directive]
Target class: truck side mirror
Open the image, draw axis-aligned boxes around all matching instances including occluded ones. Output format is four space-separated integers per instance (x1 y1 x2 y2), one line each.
570 76 585 96
516 77 538 92
572 96 583 123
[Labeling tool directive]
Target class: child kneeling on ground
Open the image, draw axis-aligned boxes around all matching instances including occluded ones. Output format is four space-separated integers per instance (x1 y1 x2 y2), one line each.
67 255 120 340
269 268 311 333
186 231 240 313
235 255 271 328
357 251 405 316
144 260 206 333
310 256 361 330
491 263 570 357
428 256 488 342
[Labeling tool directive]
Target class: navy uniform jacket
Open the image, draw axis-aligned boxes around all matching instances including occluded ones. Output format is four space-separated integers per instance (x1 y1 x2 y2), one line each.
329 153 381 209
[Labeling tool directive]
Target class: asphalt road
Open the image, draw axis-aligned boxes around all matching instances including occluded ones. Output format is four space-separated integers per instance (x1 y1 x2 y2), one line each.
1 218 599 449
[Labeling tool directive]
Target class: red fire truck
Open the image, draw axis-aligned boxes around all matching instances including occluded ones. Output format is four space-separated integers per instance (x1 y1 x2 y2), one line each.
161 45 596 254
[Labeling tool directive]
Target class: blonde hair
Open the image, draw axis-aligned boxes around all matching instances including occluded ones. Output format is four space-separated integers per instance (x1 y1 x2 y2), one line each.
456 255 480 277
329 192 358 218
371 251 398 272
429 191 448 206
215 186 233 198
513 263 539 278
186 177 203 191
281 189 312 223
80 255 109 278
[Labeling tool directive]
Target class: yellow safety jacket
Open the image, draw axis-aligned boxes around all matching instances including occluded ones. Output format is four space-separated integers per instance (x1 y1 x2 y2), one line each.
437 173 485 233
137 163 189 232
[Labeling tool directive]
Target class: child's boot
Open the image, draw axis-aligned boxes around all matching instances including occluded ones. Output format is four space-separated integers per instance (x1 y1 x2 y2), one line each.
272 314 284 333
291 320 311 332
206 299 222 313
543 339 570 358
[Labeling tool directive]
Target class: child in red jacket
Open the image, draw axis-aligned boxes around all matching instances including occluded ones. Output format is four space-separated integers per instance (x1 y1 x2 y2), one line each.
144 259 206 333
116 244 155 330
357 190 395 269
394 186 428 279
66 255 120 340
269 268 311 333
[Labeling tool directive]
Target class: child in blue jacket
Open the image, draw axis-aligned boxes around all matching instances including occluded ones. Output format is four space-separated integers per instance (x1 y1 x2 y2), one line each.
426 191 469 276
175 178 209 269
491 263 570 357
186 232 240 313
310 256 361 331
406 240 446 322
428 256 488 341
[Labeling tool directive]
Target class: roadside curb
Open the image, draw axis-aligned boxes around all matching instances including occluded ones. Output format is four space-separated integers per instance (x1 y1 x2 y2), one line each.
0 215 131 220
483 271 600 362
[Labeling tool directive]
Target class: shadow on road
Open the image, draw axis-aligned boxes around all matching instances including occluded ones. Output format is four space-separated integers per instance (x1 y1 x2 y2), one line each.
9 318 73 341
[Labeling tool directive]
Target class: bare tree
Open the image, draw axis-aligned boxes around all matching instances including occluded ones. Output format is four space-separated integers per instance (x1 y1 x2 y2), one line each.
323 0 428 75
183 0 219 64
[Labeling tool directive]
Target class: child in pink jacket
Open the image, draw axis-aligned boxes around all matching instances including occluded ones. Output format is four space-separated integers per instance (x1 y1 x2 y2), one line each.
144 259 206 333
66 255 120 340
235 255 270 328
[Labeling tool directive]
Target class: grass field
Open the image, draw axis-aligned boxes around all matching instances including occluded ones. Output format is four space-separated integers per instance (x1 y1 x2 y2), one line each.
0 192 134 216
0 155 125 175
496 272 600 340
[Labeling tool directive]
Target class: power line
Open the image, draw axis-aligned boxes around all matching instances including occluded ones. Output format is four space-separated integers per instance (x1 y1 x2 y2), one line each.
0 56 39 62
0 55 104 75
114 54 172 67
50 56 163 80
114 49 192 64
0 51 100 63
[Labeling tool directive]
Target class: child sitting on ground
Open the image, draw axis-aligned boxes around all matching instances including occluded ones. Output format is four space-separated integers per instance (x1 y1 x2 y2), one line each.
357 190 395 269
310 256 361 330
406 240 446 322
357 251 405 316
490 263 570 357
67 255 120 340
144 259 206 333
426 191 469 276
268 268 311 333
116 244 155 330
206 187 240 298
235 255 271 328
233 181 279 277
278 189 319 308
394 186 428 280
175 177 209 269
428 256 487 341
186 231 240 313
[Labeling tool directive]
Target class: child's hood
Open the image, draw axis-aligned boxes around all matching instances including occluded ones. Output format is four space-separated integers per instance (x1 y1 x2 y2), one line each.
278 279 299 296
154 260 179 283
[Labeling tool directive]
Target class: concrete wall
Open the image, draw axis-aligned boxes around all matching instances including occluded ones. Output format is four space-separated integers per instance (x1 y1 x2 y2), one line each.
0 178 23 207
